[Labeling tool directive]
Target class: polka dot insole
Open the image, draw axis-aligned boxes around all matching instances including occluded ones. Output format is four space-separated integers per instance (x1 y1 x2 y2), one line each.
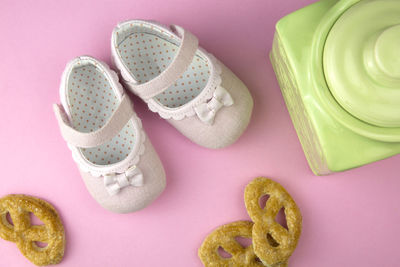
66 64 136 166
117 30 211 108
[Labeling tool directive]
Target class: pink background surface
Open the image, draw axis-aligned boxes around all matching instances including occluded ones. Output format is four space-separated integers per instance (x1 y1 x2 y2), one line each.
1 0 399 266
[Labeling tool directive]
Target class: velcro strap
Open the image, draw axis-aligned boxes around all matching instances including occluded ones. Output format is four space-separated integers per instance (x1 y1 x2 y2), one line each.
53 94 134 148
130 25 199 100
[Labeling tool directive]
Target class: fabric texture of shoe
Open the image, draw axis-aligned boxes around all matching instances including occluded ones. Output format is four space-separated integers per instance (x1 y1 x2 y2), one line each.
111 20 253 149
54 56 166 213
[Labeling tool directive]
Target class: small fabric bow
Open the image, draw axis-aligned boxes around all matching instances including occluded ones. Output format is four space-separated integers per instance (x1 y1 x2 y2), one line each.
194 86 234 125
103 165 144 196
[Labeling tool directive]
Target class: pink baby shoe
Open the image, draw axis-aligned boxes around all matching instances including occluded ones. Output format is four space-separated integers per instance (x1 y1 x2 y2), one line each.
53 56 166 213
111 20 253 149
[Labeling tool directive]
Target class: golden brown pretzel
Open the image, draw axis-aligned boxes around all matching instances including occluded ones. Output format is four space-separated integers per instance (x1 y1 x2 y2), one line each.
244 178 302 267
198 221 265 267
0 194 65 266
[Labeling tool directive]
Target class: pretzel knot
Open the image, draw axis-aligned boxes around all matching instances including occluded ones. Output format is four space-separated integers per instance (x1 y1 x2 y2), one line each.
0 195 65 266
244 178 302 267
198 221 265 267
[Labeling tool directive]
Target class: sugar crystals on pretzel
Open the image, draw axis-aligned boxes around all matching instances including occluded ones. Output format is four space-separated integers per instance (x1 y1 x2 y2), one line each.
244 178 302 267
198 220 265 267
0 194 65 266
198 177 302 267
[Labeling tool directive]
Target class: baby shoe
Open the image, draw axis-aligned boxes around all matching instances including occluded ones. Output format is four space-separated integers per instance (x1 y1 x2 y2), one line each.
53 56 166 213
111 20 253 149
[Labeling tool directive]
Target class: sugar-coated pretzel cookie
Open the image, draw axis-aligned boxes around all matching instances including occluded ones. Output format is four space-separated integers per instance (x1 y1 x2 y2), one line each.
0 195 65 266
198 221 265 267
244 178 302 267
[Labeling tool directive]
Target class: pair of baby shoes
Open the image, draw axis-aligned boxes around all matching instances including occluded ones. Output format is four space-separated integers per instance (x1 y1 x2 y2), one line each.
54 20 254 213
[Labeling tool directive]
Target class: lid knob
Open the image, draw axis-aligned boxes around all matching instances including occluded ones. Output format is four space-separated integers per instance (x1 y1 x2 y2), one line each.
374 25 400 80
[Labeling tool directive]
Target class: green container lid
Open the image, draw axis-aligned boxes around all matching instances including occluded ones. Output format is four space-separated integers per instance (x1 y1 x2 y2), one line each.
323 0 400 128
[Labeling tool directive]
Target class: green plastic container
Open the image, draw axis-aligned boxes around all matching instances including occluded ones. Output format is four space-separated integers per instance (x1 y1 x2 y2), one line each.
270 0 400 175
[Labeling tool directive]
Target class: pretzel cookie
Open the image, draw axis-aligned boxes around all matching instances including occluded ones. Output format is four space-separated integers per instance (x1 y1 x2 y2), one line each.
0 195 65 266
245 178 302 267
198 220 264 267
